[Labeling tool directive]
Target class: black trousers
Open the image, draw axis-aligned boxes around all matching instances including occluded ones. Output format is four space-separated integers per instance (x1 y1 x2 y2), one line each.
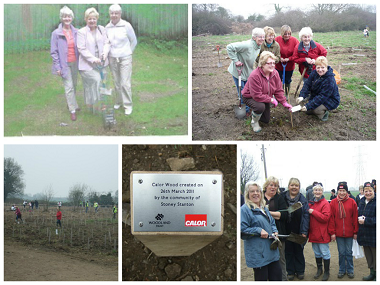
242 97 271 123
285 240 305 275
253 260 282 281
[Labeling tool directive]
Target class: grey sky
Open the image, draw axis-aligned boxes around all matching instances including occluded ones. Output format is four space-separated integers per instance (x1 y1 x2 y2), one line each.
4 145 118 198
241 142 377 193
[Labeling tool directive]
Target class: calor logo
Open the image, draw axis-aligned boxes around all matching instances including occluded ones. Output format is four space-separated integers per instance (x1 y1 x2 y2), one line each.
185 214 207 227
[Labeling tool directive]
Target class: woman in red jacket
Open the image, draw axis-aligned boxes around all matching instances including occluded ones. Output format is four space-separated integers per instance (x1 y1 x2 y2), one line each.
289 27 327 82
242 51 292 133
275 25 299 98
328 182 358 279
308 184 331 281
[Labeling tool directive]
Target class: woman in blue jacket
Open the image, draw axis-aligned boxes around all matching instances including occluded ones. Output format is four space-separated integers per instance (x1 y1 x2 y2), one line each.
297 56 340 121
241 181 281 281
357 182 376 281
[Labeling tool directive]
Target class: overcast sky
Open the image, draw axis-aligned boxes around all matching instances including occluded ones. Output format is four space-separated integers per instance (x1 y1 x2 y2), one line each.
217 2 375 19
240 142 376 192
4 145 118 198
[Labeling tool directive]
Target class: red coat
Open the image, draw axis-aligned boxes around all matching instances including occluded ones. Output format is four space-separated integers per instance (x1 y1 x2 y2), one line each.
328 197 358 237
308 198 331 243
242 67 287 105
274 36 299 72
56 211 62 220
289 40 327 78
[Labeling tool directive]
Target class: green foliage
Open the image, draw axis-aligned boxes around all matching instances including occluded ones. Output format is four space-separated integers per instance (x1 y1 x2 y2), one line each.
4 4 187 54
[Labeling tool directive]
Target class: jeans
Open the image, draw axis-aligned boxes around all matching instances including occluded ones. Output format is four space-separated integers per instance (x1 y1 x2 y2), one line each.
312 242 331 259
336 237 354 273
232 76 249 112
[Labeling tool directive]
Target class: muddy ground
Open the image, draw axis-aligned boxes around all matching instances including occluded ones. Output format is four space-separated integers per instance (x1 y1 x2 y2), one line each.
241 239 369 281
3 206 118 281
192 36 376 141
4 239 117 281
122 145 237 281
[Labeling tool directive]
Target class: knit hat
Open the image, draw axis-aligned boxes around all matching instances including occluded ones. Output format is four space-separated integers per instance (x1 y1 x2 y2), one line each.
364 181 374 189
337 181 348 191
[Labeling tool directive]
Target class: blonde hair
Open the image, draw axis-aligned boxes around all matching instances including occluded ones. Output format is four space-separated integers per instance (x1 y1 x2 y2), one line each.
315 56 328 67
263 176 280 193
85 7 99 20
264 26 276 38
299 27 313 39
288 177 300 188
258 51 277 68
244 181 266 209
60 6 74 20
281 25 292 37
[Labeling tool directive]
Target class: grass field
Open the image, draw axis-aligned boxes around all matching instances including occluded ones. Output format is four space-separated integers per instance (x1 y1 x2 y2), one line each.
4 38 188 136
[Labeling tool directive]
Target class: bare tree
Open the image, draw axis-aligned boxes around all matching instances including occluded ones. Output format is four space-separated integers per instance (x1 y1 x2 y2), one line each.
68 183 87 211
240 149 260 194
312 4 350 15
4 157 25 202
42 184 54 211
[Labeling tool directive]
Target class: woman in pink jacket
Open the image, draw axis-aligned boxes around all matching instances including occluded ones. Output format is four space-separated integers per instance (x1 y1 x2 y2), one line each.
77 7 110 113
308 184 331 281
241 51 292 133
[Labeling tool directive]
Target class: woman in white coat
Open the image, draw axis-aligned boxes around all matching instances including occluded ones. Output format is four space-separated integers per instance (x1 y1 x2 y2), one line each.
77 7 110 113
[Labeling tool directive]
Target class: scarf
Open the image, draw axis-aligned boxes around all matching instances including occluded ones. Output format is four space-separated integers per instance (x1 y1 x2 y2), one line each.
266 41 273 48
337 194 349 219
285 191 301 222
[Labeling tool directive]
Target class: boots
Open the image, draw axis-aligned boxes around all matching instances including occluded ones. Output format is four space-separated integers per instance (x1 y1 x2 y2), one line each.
314 258 323 279
363 268 376 281
322 259 330 281
251 111 262 133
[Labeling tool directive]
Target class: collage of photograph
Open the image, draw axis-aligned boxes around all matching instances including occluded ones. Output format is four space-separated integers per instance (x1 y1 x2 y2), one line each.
1 2 378 283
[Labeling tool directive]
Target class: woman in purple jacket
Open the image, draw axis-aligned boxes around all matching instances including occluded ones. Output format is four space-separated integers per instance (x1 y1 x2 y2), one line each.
51 6 80 121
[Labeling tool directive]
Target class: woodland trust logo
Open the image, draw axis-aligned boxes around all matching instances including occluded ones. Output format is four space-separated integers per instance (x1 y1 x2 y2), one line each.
185 214 207 227
155 213 164 220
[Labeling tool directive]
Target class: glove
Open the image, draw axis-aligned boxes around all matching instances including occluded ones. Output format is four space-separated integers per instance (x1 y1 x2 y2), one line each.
235 61 243 67
301 106 307 112
271 97 278 107
282 102 292 111
296 97 304 104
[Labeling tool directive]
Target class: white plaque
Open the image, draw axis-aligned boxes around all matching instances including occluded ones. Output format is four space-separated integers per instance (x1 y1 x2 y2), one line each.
131 171 223 232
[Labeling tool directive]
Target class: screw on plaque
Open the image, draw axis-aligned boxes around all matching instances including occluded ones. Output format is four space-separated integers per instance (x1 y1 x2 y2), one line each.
212 180 217 184
138 179 143 184
139 222 143 227
211 222 216 227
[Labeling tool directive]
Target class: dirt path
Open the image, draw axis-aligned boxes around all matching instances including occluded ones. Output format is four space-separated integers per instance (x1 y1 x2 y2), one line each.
4 239 118 281
241 240 369 281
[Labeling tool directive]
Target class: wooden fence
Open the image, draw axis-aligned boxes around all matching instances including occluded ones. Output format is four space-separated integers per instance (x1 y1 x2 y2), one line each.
4 4 188 53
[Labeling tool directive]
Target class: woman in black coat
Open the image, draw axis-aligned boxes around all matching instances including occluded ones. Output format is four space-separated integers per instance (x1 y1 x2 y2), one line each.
263 176 288 281
358 182 376 281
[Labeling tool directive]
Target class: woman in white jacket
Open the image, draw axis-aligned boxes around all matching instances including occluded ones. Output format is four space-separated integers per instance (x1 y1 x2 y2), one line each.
77 7 110 113
105 4 137 115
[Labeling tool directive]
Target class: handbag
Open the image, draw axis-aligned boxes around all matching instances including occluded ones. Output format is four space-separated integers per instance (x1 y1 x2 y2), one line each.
352 239 365 259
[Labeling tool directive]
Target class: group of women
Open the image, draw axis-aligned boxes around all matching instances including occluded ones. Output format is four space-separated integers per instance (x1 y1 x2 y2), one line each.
51 5 137 121
227 25 340 132
241 178 376 281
